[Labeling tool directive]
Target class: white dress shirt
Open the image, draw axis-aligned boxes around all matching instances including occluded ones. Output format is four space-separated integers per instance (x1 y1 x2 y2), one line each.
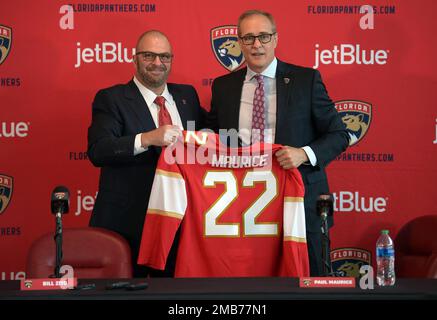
239 58 317 166
132 76 183 155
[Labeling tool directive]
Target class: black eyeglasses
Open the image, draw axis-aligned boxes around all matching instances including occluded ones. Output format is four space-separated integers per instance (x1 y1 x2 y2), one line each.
239 33 277 45
136 51 173 63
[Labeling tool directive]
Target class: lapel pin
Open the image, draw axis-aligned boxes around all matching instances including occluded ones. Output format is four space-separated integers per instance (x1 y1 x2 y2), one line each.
284 77 290 84
182 99 187 105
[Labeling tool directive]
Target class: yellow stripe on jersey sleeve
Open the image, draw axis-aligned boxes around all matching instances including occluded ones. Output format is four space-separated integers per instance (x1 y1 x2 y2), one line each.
148 209 184 220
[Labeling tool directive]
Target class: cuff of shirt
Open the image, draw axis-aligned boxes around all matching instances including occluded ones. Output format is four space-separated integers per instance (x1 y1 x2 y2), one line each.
301 146 317 166
134 133 148 156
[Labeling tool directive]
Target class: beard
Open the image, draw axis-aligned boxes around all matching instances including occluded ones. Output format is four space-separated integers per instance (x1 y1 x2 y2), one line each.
136 61 170 89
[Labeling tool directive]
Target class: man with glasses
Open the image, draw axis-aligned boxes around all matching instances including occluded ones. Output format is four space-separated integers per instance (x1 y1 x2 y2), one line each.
88 30 204 277
207 10 349 276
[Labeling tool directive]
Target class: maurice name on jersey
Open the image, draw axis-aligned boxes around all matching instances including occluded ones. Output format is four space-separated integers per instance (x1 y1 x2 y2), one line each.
164 130 275 169
211 154 269 168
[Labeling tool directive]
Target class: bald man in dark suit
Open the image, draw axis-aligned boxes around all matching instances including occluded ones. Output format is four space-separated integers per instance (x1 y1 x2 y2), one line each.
88 30 204 277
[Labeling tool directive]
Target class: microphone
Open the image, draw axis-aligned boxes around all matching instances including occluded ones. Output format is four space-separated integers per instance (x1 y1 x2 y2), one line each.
50 186 70 278
51 186 70 216
317 194 334 276
316 194 334 219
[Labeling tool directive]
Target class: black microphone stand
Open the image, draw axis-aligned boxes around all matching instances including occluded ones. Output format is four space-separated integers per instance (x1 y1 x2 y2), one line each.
50 186 70 279
320 211 333 277
317 194 334 277
53 210 63 278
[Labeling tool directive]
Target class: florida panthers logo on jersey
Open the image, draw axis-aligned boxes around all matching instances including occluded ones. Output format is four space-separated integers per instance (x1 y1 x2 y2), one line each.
331 248 371 278
211 26 245 72
0 174 13 215
0 25 12 66
335 100 372 146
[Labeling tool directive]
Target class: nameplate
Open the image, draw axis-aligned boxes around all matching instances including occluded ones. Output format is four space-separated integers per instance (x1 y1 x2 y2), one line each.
299 277 356 288
21 278 77 291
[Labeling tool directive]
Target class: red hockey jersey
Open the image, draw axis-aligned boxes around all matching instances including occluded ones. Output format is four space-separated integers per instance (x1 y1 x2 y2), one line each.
138 131 309 277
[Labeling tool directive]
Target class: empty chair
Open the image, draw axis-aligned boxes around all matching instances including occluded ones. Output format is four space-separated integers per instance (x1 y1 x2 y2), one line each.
26 227 132 279
395 215 437 278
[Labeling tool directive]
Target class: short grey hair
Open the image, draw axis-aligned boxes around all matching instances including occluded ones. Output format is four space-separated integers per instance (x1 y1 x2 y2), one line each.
237 10 277 36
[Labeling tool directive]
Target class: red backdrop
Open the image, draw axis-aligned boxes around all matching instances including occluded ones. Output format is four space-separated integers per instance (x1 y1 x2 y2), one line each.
1 0 436 280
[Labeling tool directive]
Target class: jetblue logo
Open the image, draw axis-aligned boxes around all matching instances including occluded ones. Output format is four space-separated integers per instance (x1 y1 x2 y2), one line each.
74 190 97 216
75 42 135 68
0 121 30 138
313 44 389 69
333 191 387 213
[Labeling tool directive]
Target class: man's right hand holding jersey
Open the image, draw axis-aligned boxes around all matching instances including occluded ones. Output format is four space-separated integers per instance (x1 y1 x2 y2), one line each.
140 125 181 147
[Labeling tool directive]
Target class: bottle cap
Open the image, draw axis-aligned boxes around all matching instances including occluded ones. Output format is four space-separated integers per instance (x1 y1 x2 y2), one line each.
381 230 389 234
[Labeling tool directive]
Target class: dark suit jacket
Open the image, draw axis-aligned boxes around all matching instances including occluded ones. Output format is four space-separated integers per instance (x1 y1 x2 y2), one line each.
87 80 204 266
207 60 349 232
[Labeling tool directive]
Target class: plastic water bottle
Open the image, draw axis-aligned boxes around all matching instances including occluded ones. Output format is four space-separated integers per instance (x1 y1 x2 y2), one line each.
376 230 396 286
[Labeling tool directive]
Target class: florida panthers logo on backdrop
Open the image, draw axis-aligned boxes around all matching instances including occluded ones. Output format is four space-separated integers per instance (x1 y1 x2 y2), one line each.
0 174 13 214
211 26 245 72
335 100 372 146
0 25 12 66
331 248 371 278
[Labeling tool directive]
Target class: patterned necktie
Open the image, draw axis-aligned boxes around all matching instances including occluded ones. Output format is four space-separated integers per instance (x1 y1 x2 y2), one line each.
155 96 173 126
251 74 265 143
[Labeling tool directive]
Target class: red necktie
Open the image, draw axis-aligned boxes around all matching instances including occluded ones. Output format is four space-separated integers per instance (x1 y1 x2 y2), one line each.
155 96 173 126
251 74 265 143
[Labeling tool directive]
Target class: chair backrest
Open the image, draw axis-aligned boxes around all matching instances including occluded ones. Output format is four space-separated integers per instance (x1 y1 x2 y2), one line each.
26 227 132 279
395 215 437 278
